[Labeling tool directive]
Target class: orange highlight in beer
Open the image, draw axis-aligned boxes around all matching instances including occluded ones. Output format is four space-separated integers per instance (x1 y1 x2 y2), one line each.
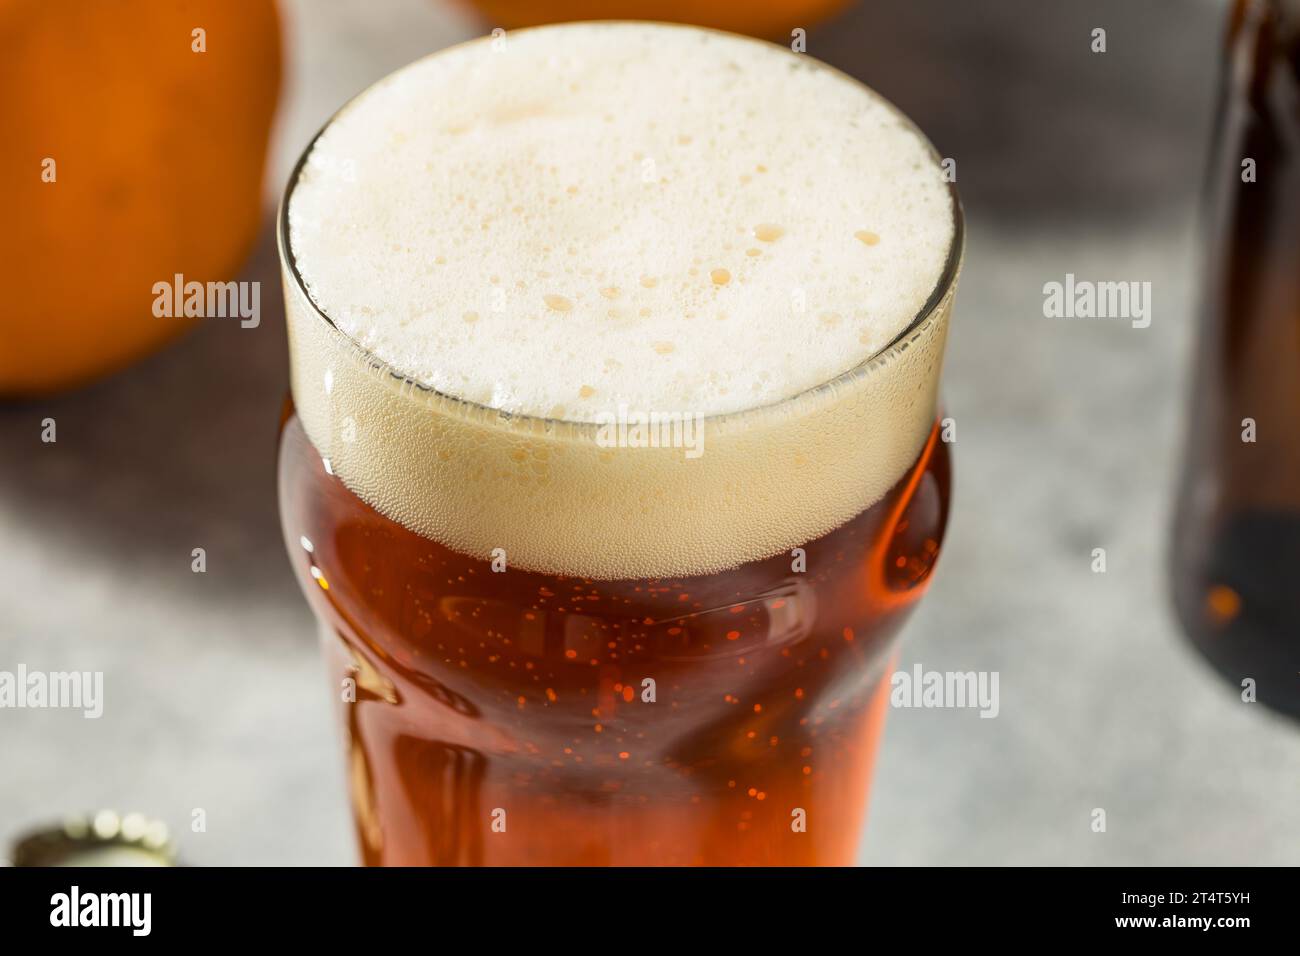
1206 585 1241 625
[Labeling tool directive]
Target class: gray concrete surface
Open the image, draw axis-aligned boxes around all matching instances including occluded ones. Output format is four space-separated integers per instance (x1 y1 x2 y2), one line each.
3 0 1296 865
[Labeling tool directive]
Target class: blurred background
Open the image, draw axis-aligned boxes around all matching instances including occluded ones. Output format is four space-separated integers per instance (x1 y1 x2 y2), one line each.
3 0 1298 865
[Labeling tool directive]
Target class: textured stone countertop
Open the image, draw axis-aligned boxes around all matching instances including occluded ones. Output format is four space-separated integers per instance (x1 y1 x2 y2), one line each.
3 0 1297 865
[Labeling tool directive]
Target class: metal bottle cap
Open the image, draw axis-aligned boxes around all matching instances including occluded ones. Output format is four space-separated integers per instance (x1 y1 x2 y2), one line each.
8 810 176 867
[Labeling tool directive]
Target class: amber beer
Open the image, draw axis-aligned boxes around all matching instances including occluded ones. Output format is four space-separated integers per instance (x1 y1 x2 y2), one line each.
277 23 961 865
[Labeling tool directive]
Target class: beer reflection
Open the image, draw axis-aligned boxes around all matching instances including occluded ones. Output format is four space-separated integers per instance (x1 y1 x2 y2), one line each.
392 737 486 866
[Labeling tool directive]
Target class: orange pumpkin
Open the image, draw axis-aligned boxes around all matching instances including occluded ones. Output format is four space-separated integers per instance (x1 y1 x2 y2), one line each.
0 0 282 395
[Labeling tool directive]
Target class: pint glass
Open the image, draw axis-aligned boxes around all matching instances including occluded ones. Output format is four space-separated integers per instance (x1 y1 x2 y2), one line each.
277 23 962 865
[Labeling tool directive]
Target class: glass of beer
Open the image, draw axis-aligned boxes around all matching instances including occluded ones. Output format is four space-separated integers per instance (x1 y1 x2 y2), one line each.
277 22 962 865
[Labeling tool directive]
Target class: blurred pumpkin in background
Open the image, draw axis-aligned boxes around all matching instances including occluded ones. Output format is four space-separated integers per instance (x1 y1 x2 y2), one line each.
459 0 852 40
0 0 281 396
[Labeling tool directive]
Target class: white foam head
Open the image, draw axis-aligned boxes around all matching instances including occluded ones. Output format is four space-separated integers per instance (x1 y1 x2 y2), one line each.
282 22 960 578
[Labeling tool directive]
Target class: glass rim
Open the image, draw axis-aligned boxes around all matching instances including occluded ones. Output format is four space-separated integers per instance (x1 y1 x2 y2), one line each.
276 21 965 438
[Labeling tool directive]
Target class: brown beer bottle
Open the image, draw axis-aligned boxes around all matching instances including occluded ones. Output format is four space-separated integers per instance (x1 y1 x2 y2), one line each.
1173 0 1300 717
